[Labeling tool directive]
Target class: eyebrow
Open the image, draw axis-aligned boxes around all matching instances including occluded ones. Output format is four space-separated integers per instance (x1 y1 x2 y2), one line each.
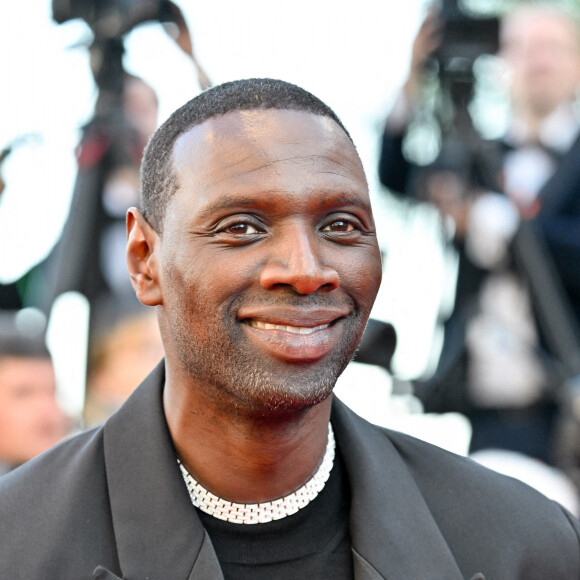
194 191 372 222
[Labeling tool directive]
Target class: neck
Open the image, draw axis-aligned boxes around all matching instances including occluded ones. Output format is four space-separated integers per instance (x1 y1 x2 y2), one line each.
163 376 333 504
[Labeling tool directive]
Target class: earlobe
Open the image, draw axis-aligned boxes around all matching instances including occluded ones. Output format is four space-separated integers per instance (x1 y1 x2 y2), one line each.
126 208 163 306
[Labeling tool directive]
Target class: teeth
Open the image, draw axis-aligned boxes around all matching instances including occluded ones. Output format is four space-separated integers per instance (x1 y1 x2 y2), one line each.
249 321 330 334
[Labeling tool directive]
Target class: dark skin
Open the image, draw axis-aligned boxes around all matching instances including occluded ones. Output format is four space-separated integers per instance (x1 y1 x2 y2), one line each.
126 109 382 504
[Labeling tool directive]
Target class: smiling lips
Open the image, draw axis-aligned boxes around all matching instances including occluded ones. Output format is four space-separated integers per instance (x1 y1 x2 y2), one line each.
248 320 330 335
241 309 348 362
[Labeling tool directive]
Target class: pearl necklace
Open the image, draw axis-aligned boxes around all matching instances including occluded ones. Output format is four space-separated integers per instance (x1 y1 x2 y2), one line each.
178 423 335 525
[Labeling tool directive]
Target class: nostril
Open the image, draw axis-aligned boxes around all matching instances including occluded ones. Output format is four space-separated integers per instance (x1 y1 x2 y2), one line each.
259 261 339 294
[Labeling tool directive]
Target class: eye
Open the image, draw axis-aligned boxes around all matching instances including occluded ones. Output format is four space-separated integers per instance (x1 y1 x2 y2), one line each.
321 219 356 233
213 216 266 244
222 222 261 235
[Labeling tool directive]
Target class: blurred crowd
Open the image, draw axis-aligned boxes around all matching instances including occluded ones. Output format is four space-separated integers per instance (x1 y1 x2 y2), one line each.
379 2 580 508
0 0 185 472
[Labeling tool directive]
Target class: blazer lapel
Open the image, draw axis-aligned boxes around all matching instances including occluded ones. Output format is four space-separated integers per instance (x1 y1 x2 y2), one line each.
332 398 465 580
102 363 224 579
351 548 388 580
93 534 222 580
93 565 123 579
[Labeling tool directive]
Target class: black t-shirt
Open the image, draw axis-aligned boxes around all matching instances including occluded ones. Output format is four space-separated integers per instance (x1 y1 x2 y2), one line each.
197 450 353 579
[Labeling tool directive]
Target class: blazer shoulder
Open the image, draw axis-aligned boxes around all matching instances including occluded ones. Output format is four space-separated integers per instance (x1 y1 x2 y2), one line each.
0 426 121 579
384 427 580 574
0 424 104 496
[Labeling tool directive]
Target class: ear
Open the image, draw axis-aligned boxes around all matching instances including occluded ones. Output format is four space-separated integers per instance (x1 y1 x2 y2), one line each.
126 208 163 306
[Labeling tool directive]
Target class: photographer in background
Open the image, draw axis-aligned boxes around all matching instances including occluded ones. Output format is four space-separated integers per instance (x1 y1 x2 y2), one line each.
378 2 580 467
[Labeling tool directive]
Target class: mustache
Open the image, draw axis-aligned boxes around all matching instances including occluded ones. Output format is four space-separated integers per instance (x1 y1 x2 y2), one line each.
229 289 356 311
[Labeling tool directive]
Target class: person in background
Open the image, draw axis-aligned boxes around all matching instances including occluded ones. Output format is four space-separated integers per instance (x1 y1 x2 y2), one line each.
0 314 69 476
97 75 161 306
378 2 580 467
84 309 164 427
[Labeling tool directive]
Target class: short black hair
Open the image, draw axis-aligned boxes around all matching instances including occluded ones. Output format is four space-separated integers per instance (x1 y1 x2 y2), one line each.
139 78 352 231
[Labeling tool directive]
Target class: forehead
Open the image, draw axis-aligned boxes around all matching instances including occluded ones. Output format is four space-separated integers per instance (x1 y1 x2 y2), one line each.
0 356 54 388
167 109 369 219
502 9 580 48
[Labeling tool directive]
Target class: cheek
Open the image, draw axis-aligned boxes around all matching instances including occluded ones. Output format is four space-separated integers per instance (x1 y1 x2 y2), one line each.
176 246 259 288
168 268 237 331
0 403 24 429
339 251 382 310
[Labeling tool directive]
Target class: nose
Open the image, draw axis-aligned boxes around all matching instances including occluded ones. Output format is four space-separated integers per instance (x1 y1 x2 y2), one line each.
259 226 340 294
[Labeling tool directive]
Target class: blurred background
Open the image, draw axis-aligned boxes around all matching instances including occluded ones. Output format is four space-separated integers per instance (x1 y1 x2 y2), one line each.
2 0 580 515
0 0 420 288
0 0 438 412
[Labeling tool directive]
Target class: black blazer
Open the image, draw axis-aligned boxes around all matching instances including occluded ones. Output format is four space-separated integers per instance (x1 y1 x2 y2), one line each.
1 363 579 579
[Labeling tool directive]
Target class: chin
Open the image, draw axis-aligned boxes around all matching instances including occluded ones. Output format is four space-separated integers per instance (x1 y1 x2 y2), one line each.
232 380 335 418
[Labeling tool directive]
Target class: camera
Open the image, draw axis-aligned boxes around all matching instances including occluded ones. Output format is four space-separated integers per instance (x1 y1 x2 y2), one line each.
420 0 502 195
437 0 499 91
52 0 171 40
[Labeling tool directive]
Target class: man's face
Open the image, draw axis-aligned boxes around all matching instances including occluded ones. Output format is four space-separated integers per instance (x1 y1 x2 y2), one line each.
501 9 580 116
152 109 382 415
0 356 68 466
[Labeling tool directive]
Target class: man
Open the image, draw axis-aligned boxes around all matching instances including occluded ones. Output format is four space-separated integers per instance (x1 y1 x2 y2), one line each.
378 3 580 464
0 316 69 476
0 78 579 579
